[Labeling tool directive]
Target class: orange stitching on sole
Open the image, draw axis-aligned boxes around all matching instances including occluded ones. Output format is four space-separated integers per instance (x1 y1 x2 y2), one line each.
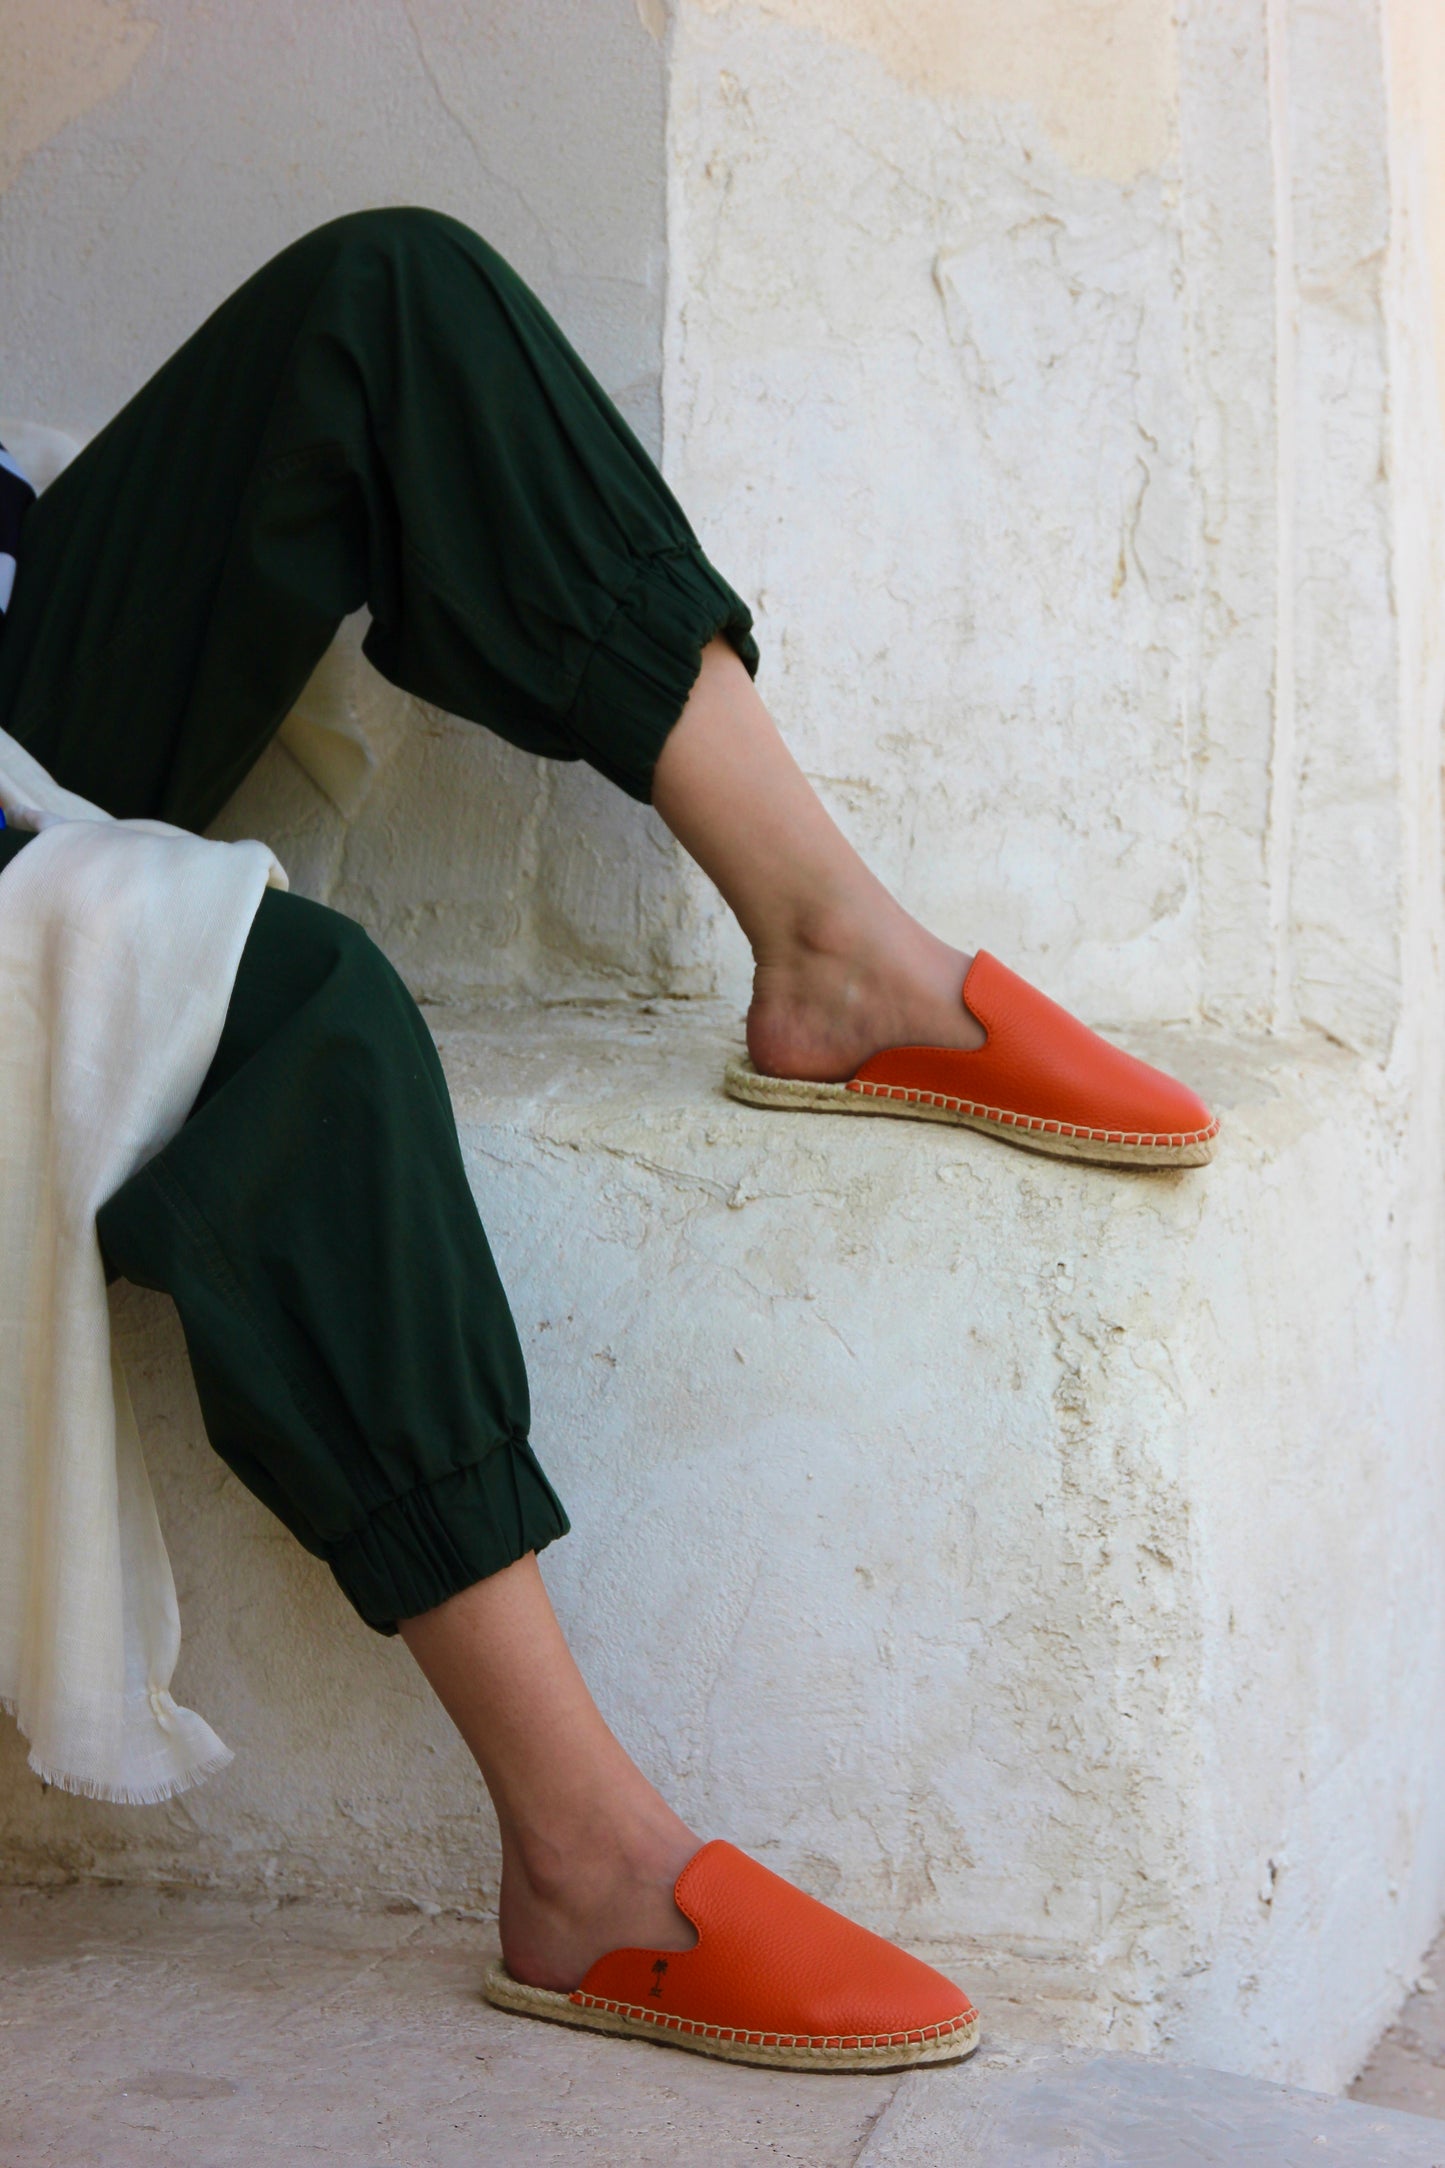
483 1959 980 2070
845 1077 1219 1150
568 1989 977 2050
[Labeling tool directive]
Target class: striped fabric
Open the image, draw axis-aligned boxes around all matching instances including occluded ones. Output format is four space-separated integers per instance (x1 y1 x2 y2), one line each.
0 441 37 623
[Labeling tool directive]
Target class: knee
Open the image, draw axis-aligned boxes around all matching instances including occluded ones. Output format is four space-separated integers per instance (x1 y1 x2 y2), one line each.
335 204 455 252
283 206 523 339
266 892 411 1024
322 907 406 1003
305 205 477 280
319 917 445 1102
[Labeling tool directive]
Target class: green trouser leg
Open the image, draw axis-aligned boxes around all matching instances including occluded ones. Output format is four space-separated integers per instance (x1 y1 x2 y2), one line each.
96 887 568 1632
0 209 757 1627
0 206 756 826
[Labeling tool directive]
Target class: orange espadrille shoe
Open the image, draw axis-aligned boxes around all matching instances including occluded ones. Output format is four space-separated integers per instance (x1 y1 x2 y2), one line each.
725 949 1218 1169
483 1840 978 2072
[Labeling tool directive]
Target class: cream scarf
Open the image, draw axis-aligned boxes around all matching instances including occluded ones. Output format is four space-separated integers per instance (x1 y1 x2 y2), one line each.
0 728 287 1803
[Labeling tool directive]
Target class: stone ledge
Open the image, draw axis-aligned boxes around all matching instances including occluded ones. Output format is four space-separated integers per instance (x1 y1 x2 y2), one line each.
426 991 1363 1180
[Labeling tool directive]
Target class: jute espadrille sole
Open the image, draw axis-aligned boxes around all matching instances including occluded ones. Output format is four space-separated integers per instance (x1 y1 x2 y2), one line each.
482 1959 980 2072
723 1058 1218 1169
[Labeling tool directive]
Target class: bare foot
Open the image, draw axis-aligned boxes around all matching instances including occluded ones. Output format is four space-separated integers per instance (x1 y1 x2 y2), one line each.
746 895 986 1083
498 1809 701 1991
650 643 987 1080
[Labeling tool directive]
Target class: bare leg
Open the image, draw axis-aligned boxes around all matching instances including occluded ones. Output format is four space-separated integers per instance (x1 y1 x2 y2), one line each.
404 648 979 1993
653 639 985 1078
400 1554 698 1990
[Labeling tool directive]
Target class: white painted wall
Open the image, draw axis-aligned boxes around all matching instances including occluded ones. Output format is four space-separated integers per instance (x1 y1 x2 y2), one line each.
4 0 1445 2095
0 0 667 443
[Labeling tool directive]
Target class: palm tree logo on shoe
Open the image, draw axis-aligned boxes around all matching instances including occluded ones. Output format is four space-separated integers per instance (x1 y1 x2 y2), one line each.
649 1959 669 1997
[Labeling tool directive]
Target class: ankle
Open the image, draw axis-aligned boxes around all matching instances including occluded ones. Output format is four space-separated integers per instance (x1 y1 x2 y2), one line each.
750 876 896 977
503 1796 697 1912
498 1802 701 1991
745 904 980 1081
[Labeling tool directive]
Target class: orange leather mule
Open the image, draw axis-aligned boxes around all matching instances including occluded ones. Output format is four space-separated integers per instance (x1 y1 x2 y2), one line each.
725 950 1218 1169
484 1840 979 2072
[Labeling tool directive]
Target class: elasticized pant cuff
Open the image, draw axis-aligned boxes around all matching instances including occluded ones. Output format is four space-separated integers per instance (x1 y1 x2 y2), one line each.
567 546 760 802
323 1436 570 1634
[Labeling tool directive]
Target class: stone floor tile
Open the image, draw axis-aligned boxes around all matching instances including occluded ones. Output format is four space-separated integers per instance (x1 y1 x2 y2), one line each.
0 1884 900 2167
861 2052 1445 2166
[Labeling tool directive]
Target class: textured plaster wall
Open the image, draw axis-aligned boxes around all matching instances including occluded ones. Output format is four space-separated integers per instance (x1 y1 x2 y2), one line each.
1385 0 1445 448
659 0 1417 1053
1383 0 1445 1061
688 0 1180 182
662 0 1213 1029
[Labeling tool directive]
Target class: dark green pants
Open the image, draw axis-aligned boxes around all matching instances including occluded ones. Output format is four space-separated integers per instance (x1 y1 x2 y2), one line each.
0 209 757 1630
